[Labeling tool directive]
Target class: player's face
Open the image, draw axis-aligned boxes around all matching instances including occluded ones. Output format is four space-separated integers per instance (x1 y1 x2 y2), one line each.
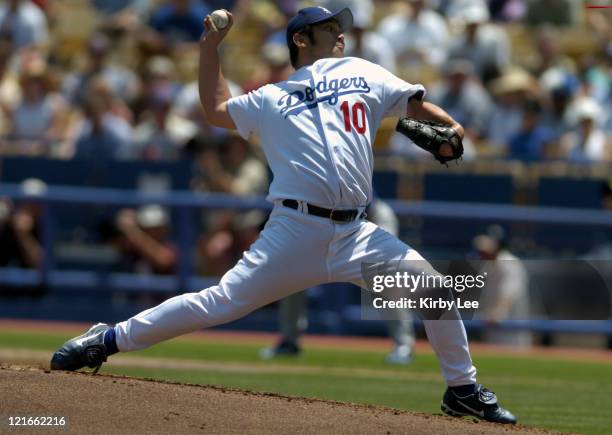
309 20 345 59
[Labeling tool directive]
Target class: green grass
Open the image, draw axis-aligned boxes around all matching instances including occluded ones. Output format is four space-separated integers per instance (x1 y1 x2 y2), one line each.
1 329 611 434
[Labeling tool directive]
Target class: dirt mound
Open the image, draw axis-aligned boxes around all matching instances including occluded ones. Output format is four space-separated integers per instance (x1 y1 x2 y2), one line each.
1 365 545 434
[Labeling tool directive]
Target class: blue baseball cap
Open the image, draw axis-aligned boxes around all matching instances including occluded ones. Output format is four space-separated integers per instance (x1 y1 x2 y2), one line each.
286 6 353 48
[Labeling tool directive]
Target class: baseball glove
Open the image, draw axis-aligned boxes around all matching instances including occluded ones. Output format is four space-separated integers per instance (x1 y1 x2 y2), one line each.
395 118 463 164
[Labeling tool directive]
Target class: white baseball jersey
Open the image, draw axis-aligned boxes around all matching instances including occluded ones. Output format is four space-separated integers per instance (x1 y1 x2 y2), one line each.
227 57 425 208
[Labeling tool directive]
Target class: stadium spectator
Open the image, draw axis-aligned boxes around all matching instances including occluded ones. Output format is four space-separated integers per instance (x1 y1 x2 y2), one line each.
132 86 189 161
524 0 582 28
507 98 556 162
6 58 68 156
539 68 580 145
242 42 292 93
531 27 575 78
142 0 210 54
115 205 177 275
472 225 531 347
428 58 493 143
0 179 46 270
487 0 526 22
578 55 610 107
191 133 268 195
91 0 151 16
342 1 397 73
191 133 268 275
172 75 242 139
62 33 141 107
487 67 537 152
205 0 242 10
71 80 134 161
376 0 449 69
91 0 152 34
195 208 267 276
0 40 19 118
131 55 180 122
0 0 49 54
314 1 396 71
447 0 510 84
587 10 612 106
561 98 609 163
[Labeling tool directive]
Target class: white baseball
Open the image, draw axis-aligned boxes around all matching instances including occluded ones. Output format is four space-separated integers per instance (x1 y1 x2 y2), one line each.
210 10 229 29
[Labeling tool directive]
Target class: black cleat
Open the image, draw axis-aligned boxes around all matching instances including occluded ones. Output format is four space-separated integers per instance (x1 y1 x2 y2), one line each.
50 323 110 373
441 384 517 424
259 340 301 360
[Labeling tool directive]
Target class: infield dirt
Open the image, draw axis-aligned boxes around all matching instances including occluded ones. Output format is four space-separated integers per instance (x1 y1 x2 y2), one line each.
1 364 551 435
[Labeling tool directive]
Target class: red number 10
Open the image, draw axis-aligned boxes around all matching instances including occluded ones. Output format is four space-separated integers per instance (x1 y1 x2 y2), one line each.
340 101 367 134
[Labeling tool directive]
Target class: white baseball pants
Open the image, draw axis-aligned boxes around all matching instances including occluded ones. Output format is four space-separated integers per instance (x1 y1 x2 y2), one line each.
115 205 477 386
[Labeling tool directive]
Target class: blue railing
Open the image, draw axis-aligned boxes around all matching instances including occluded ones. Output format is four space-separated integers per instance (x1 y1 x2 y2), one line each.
1 183 611 335
2 182 611 286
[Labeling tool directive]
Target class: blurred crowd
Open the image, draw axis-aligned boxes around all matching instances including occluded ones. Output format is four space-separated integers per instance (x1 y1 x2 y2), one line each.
0 0 610 166
1 0 612 274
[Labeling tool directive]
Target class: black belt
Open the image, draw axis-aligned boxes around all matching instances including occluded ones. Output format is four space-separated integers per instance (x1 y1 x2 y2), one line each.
281 199 364 223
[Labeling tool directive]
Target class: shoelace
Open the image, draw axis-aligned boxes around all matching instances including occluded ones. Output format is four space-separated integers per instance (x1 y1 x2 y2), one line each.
85 346 107 374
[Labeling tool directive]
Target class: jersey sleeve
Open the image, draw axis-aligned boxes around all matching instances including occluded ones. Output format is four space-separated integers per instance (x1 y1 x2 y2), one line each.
227 87 264 140
378 67 426 118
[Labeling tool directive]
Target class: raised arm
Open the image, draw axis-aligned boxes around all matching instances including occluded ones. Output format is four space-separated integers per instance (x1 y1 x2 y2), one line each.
199 11 236 130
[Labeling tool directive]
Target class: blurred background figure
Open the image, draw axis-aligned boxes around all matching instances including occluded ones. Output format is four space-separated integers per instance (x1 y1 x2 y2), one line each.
90 0 152 36
530 26 575 78
318 0 397 72
191 133 268 196
538 68 580 148
0 179 46 270
242 42 292 92
131 84 190 161
343 1 397 72
5 57 68 157
446 0 510 84
427 58 491 148
131 55 178 122
483 0 526 23
191 133 269 276
91 0 151 18
71 78 133 161
0 40 20 119
141 0 210 55
62 32 140 107
561 98 610 164
376 0 449 70
0 0 49 54
486 67 537 153
115 205 177 275
472 225 531 347
524 0 582 28
507 97 555 162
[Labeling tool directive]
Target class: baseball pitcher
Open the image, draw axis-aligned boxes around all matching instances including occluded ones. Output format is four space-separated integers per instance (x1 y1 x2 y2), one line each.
51 7 515 424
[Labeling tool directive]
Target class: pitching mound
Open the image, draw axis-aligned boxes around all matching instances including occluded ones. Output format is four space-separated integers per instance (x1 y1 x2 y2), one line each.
1 365 545 434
